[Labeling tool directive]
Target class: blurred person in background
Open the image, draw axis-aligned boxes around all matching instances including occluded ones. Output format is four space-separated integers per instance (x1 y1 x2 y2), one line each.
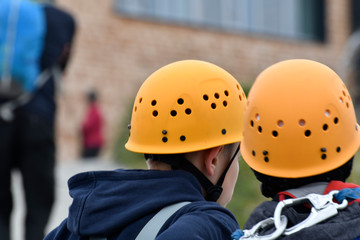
0 0 76 239
81 89 104 159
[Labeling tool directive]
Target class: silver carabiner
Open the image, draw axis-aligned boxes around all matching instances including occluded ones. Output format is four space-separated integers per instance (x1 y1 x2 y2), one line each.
240 216 288 240
274 190 348 235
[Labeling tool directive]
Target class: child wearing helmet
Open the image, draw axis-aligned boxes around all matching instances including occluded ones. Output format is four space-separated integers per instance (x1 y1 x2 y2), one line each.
45 60 247 239
232 59 360 240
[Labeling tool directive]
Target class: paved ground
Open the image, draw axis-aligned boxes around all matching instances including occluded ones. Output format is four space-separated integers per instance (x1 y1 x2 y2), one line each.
11 158 121 240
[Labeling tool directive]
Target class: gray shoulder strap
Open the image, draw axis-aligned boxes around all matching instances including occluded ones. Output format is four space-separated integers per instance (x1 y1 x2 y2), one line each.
89 201 191 240
285 182 328 198
135 201 191 240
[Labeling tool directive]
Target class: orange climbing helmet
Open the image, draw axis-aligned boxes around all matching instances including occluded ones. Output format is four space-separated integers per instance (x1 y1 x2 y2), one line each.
241 59 360 178
125 60 247 154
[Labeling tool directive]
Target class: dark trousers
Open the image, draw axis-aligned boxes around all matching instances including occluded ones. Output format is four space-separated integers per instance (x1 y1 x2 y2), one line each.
82 147 101 159
0 112 55 240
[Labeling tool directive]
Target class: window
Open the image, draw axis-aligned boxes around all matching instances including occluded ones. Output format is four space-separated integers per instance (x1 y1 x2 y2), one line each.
352 0 360 32
114 0 325 42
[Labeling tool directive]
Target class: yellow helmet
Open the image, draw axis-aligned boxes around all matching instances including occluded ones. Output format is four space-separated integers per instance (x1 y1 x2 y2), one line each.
126 60 247 154
241 59 360 178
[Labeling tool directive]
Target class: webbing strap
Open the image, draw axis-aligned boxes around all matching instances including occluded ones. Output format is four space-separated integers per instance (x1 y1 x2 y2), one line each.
135 201 191 240
334 187 360 202
89 201 191 240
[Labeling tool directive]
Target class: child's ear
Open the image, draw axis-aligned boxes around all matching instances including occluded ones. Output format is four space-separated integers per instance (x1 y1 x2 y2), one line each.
204 146 224 176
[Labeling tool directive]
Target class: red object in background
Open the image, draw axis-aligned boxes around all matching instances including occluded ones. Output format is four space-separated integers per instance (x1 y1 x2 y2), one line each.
82 102 104 150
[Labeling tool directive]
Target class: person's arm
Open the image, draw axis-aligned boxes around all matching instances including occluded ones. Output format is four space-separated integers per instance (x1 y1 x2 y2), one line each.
41 5 76 72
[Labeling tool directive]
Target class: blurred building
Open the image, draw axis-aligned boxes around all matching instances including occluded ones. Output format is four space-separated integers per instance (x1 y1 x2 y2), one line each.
55 0 360 161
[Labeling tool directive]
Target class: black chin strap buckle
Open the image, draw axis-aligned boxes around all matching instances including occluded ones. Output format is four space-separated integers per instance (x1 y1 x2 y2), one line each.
206 185 223 202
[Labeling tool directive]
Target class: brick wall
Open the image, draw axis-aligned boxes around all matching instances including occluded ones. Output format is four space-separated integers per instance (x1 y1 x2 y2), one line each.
55 0 352 161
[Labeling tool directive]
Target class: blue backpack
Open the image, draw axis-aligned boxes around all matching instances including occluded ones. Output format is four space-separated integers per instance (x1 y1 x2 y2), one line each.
0 0 46 98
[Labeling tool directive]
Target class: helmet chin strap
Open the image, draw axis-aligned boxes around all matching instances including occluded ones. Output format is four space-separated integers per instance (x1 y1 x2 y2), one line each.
145 144 240 202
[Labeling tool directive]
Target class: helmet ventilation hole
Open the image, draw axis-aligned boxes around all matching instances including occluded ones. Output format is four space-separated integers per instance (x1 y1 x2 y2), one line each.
211 103 217 109
170 110 177 116
134 106 137 112
264 157 269 162
180 135 186 141
321 148 326 152
356 125 358 131
321 154 327 160
221 129 226 135
277 120 284 127
299 119 306 126
272 130 278 137
177 98 184 105
343 90 346 96
334 117 339 124
325 109 330 117
152 110 158 117
214 93 220 99
203 94 209 101
223 101 228 107
250 120 254 127
185 108 192 115
256 113 260 121
239 95 242 101
322 124 328 131
252 150 256 156
139 98 143 103
236 84 240 90
162 137 168 142
258 126 262 133
151 100 157 106
336 146 341 152
346 102 349 108
224 90 229 96
339 97 343 103
162 130 167 134
304 130 311 137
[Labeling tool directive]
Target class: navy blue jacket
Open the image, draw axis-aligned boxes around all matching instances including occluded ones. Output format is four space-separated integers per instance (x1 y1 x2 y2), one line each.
45 169 239 239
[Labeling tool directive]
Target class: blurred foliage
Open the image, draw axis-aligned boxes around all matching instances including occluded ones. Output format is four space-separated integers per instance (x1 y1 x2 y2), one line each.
240 81 251 97
228 156 267 227
348 152 360 184
113 99 147 169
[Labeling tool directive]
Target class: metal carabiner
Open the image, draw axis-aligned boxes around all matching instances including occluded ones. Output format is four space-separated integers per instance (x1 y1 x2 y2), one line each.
274 190 348 235
239 216 288 240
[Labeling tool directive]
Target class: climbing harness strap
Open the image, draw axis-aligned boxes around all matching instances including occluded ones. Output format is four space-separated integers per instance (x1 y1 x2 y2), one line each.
135 201 191 239
334 187 360 203
233 188 360 240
